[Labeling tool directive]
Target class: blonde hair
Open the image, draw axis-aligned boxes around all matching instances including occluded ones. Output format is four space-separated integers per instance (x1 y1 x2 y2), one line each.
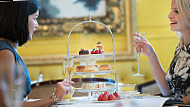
175 0 190 47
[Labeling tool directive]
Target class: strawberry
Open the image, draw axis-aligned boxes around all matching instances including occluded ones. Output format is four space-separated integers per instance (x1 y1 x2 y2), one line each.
104 91 109 95
91 49 95 54
95 50 99 54
113 91 120 100
108 94 116 100
91 50 95 54
102 94 108 101
97 93 103 101
99 49 102 54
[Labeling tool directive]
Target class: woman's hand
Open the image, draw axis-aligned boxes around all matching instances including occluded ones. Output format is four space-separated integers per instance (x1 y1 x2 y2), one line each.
54 81 74 102
133 33 155 58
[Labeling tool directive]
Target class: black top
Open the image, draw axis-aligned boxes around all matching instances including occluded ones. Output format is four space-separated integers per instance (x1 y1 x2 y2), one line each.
166 43 190 99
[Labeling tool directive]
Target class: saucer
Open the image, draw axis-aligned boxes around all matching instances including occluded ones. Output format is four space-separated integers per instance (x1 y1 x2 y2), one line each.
56 99 77 105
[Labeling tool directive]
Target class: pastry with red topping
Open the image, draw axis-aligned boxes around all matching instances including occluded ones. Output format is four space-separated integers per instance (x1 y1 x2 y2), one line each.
91 48 100 54
96 41 104 53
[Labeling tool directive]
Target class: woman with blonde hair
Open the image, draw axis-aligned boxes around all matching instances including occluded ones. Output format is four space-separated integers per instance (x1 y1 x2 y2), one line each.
134 0 190 104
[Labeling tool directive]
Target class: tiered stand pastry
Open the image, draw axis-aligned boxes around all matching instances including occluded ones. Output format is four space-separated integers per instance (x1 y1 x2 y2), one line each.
66 15 118 99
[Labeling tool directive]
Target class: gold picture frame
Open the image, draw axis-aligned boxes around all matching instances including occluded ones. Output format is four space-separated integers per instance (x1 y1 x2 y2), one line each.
22 0 136 65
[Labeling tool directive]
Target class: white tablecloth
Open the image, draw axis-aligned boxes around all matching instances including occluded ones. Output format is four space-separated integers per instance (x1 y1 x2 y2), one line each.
50 95 169 107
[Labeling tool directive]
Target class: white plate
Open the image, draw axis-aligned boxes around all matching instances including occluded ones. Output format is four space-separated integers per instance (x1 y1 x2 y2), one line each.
56 99 77 105
74 70 115 76
73 53 113 59
92 99 121 103
131 94 149 97
74 87 115 92
118 91 140 95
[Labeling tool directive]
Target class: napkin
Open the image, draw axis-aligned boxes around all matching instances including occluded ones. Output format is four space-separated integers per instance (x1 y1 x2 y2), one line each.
123 97 169 107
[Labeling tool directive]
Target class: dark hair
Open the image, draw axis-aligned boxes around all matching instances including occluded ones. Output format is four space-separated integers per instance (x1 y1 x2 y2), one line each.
0 0 40 46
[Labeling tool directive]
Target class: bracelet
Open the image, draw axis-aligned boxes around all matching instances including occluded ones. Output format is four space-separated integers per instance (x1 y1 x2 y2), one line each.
51 93 59 103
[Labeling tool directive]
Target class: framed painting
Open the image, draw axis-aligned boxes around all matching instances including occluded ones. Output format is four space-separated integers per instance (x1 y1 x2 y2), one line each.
22 0 136 65
38 0 106 18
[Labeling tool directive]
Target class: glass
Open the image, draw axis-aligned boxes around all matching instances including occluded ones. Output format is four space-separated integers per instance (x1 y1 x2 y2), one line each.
63 57 74 101
62 88 74 102
133 32 145 76
63 56 74 81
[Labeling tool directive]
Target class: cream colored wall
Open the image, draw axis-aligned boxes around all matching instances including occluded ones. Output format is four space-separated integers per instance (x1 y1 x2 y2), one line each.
18 0 179 84
136 0 178 70
18 33 128 56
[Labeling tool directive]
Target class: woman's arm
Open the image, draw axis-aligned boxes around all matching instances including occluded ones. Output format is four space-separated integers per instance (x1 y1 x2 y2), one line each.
0 50 15 85
181 94 190 105
147 51 172 96
22 81 73 107
0 50 16 107
0 49 74 107
133 33 172 96
0 89 7 107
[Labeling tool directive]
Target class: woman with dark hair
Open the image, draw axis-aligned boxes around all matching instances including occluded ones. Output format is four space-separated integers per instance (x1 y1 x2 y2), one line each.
0 0 73 107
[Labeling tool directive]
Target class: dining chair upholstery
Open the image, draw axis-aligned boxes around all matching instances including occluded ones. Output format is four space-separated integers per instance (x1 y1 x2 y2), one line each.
136 80 161 95
28 80 60 99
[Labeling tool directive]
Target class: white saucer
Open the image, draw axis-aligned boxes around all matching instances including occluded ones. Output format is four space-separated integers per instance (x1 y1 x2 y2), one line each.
56 99 77 105
92 99 121 103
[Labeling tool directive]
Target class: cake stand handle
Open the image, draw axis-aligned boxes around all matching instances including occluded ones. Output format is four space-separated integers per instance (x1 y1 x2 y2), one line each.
88 91 91 100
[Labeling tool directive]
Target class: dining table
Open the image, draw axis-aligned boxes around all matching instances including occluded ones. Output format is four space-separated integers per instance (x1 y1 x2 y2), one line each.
49 94 173 107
